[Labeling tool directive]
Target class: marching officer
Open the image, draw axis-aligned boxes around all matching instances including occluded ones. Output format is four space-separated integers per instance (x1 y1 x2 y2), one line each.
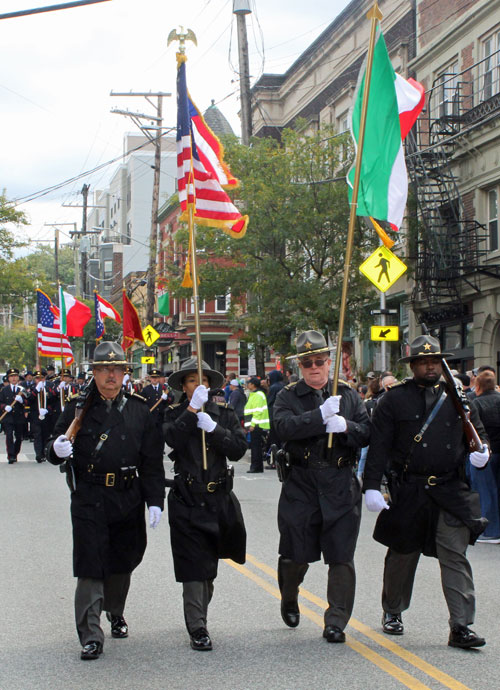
46 341 165 661
273 330 370 643
163 358 247 651
141 369 174 428
363 334 489 649
26 369 58 463
0 368 29 463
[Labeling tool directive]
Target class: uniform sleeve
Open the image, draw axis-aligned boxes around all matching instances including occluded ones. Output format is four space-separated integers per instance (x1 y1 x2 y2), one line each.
342 389 371 449
45 402 77 465
138 407 166 510
163 406 198 451
273 388 326 440
363 392 396 491
207 408 248 462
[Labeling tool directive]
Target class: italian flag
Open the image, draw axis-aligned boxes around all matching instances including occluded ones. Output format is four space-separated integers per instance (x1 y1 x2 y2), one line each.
347 28 425 232
59 287 92 337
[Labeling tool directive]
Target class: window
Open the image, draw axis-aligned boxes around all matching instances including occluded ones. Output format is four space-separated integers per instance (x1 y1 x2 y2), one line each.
443 323 461 351
488 188 498 251
215 293 230 313
435 61 458 118
103 260 113 278
482 30 500 101
239 341 248 376
400 302 409 326
189 298 205 313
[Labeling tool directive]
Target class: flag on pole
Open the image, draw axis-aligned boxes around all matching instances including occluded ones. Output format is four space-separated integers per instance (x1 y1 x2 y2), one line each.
59 286 92 337
347 28 425 232
122 290 144 351
157 291 170 316
37 290 74 364
95 291 121 340
176 54 249 240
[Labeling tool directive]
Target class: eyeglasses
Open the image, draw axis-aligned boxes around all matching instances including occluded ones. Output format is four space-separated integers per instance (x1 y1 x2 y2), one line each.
300 358 328 368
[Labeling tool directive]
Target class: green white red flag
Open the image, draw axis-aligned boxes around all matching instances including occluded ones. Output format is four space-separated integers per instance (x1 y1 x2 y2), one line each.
347 28 425 231
58 286 92 337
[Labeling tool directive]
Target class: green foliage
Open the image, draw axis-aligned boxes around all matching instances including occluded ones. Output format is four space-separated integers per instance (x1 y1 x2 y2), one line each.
166 126 377 353
0 325 37 370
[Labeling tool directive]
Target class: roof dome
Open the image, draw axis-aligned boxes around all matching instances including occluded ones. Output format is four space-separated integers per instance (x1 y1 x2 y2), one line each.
203 100 235 136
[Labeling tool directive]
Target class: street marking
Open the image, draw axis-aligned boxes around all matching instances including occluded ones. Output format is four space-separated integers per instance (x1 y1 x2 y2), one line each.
226 554 473 690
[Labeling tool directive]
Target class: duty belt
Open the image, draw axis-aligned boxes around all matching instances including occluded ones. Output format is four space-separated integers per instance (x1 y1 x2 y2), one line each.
184 474 228 493
403 469 457 487
82 466 137 489
292 455 353 470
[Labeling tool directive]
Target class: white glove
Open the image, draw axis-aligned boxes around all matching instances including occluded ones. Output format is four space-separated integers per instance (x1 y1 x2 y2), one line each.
190 384 209 411
161 391 169 400
39 408 48 418
320 395 341 422
53 434 72 458
149 506 162 529
325 415 347 433
123 373 130 385
470 445 490 468
196 411 217 433
5 405 12 413
36 381 44 392
15 394 24 404
365 489 390 512
57 381 67 391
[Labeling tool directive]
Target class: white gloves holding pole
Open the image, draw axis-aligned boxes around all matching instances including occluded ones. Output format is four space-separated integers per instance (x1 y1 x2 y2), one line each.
53 435 73 458
365 489 390 512
470 445 490 468
190 384 209 411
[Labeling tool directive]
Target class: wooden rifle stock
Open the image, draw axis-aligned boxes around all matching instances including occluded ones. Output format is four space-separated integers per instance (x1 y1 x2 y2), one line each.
64 378 96 443
441 359 483 452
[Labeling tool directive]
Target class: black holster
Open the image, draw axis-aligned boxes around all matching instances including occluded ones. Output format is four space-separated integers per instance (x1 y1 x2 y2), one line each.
273 445 291 483
59 460 76 493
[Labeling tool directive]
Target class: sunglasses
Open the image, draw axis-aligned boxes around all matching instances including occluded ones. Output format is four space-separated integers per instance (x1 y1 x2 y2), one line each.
300 358 328 368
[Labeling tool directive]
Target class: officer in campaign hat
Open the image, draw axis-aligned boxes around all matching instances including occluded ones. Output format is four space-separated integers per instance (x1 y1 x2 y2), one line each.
163 357 246 651
363 333 489 649
0 367 28 463
46 341 165 660
273 330 370 643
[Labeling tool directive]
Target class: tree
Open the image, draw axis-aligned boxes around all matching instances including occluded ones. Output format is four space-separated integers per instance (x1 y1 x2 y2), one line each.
0 325 37 370
166 125 377 359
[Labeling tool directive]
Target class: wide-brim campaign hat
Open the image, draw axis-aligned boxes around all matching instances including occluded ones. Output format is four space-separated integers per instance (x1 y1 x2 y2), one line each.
92 341 128 366
168 357 224 392
286 330 331 360
399 334 452 363
6 368 19 377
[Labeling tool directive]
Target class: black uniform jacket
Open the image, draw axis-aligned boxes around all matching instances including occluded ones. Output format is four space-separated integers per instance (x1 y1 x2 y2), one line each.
141 383 173 423
163 397 247 581
0 384 28 424
273 379 370 564
364 378 488 556
47 390 165 578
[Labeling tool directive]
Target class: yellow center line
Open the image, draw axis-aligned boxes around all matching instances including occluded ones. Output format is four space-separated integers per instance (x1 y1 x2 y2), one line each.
241 553 473 690
225 559 432 690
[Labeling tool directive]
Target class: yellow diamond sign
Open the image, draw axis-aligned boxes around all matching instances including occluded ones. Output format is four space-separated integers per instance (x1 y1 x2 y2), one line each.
142 325 160 346
370 326 399 341
359 246 407 292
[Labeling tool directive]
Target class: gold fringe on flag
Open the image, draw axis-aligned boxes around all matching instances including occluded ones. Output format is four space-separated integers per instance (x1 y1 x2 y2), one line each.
181 232 199 288
370 217 395 249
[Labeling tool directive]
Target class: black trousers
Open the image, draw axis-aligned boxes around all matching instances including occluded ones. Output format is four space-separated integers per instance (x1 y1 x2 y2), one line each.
3 420 24 459
32 418 50 459
250 427 266 471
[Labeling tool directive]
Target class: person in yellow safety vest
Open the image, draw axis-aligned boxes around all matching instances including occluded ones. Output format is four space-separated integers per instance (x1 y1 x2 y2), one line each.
244 376 270 473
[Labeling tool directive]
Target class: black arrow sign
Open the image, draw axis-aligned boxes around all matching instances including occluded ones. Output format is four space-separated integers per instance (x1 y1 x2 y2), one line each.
379 329 391 338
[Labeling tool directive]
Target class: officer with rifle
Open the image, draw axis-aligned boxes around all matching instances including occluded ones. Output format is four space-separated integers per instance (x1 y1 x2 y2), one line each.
272 330 370 644
363 332 489 649
46 342 165 661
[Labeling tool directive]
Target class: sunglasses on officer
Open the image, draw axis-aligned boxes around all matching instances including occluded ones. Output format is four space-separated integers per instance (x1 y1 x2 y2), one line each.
300 358 328 368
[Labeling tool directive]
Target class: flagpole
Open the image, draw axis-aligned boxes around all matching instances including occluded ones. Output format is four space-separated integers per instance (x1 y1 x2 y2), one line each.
58 283 66 375
329 1 382 448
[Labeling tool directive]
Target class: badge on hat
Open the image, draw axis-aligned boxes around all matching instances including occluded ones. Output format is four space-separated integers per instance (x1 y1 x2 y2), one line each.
399 334 452 363
286 330 331 360
92 341 128 365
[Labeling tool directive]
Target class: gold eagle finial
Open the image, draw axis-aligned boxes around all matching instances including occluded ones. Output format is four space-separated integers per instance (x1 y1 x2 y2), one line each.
167 27 197 54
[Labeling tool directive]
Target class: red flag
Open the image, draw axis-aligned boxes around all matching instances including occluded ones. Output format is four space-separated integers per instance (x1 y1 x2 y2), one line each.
121 290 144 351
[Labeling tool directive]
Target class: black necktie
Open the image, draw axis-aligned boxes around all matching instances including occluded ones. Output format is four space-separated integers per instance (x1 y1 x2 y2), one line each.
424 386 437 414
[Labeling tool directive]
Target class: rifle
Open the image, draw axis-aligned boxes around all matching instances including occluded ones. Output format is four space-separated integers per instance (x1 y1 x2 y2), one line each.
0 386 27 422
421 323 483 452
59 378 96 491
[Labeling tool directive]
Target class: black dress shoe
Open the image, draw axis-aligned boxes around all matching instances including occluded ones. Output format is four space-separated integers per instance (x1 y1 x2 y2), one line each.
8 457 15 464
323 625 346 643
106 611 128 638
80 641 103 660
36 456 45 463
189 627 212 651
247 468 263 473
448 625 485 649
281 601 300 628
382 612 404 635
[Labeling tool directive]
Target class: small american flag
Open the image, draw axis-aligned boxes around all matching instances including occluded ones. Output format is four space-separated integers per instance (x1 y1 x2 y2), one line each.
176 55 248 239
37 290 73 364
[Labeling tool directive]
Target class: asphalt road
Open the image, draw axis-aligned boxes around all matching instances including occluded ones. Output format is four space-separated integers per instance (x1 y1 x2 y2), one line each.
1 442 499 690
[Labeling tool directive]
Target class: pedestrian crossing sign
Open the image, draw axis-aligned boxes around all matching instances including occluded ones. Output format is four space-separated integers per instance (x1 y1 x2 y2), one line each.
142 325 160 346
359 246 407 292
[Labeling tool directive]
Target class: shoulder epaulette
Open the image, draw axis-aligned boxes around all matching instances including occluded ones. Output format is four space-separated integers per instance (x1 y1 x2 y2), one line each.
387 379 407 389
338 378 350 387
168 402 181 410
284 381 298 390
126 391 147 402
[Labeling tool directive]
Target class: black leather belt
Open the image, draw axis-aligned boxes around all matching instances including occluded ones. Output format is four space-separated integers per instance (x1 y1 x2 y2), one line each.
292 456 353 470
403 469 457 486
82 467 137 488
185 475 227 493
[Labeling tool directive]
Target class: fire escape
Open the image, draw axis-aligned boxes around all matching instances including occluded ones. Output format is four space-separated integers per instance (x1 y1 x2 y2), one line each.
406 52 500 324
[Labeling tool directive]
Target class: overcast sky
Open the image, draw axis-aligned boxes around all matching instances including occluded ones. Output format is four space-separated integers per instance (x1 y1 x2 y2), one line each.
0 0 351 248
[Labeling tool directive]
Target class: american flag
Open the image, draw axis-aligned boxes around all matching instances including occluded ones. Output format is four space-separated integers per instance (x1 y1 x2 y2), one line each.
176 55 248 239
37 290 74 364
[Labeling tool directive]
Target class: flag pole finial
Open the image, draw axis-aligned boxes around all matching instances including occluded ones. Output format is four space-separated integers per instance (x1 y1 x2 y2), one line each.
366 2 383 21
167 26 197 54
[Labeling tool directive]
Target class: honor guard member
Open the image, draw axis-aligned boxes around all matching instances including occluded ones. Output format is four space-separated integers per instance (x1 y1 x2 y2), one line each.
76 371 87 392
0 368 29 463
142 369 173 427
27 369 58 462
21 370 36 441
163 358 247 651
273 330 370 643
46 342 165 661
363 334 489 649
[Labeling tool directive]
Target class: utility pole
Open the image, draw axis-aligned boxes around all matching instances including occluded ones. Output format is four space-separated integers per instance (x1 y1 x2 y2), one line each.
80 183 90 298
110 91 171 325
54 228 59 285
233 0 252 145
